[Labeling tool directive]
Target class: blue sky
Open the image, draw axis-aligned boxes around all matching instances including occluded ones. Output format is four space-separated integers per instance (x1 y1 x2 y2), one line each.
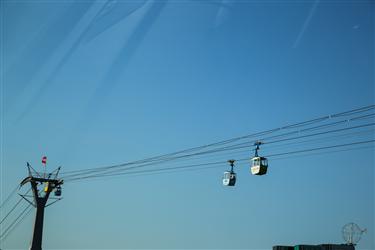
0 0 374 249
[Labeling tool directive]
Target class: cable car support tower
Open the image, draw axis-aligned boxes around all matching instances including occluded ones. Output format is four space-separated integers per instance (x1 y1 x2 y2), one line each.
19 163 63 250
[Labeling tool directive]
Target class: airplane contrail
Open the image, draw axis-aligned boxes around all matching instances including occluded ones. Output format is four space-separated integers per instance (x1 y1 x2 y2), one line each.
293 0 320 48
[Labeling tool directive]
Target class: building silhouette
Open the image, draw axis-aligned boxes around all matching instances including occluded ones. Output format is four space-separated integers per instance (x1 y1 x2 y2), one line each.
273 244 355 250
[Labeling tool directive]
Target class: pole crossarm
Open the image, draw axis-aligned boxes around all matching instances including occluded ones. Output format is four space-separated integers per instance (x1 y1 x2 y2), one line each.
20 177 63 187
45 198 63 208
18 194 36 208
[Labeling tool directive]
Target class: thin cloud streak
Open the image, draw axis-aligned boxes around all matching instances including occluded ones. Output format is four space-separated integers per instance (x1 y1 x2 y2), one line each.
293 0 319 48
214 0 232 27
13 0 148 124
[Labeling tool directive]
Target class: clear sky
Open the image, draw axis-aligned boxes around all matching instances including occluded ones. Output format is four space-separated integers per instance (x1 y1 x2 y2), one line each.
0 0 374 249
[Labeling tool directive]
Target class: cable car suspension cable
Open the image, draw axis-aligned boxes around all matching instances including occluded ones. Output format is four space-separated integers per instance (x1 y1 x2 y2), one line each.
61 121 375 181
63 139 375 183
60 106 375 178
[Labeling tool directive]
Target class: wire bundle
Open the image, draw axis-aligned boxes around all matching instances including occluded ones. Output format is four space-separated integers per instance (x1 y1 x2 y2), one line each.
60 105 375 182
1 105 374 243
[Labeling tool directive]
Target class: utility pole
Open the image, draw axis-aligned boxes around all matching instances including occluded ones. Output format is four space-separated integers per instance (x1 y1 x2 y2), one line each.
19 163 63 250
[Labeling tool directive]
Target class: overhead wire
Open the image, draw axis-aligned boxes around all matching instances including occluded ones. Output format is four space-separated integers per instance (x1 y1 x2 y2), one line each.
0 184 19 210
269 145 375 162
61 105 375 179
259 128 375 151
61 117 375 181
222 116 375 151
2 105 374 244
262 122 375 145
0 189 41 243
0 188 31 226
64 139 375 183
330 105 375 118
65 143 375 184
0 204 32 242
138 128 375 163
62 121 375 181
62 129 375 181
65 161 225 182
1 197 23 226
265 139 375 158
6 106 374 199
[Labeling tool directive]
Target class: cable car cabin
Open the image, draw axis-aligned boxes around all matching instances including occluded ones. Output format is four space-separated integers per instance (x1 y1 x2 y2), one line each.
223 171 236 186
55 186 62 196
251 156 268 175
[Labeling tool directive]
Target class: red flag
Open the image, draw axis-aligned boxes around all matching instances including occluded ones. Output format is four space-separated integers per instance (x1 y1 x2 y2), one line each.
42 156 47 165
